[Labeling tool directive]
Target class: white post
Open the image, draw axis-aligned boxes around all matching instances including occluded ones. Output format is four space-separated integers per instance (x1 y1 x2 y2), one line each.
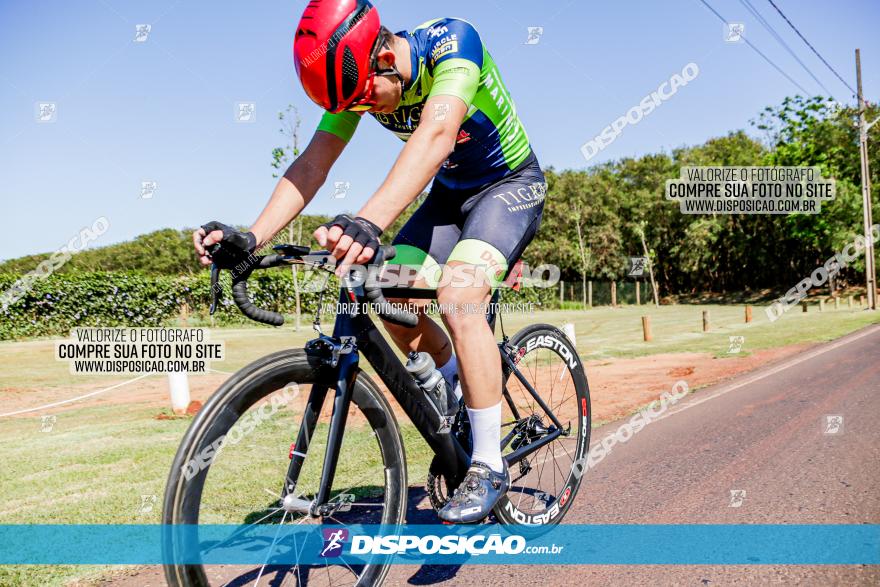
561 323 577 346
168 372 191 415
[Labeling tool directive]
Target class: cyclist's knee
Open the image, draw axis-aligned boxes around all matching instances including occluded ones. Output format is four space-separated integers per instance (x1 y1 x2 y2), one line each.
436 284 490 331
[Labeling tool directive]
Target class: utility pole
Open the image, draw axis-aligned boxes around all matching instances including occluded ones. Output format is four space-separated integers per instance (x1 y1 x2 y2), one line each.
856 49 877 310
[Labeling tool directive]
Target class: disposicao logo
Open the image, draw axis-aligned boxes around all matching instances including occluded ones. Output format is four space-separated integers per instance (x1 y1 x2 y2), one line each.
351 534 525 555
320 528 349 558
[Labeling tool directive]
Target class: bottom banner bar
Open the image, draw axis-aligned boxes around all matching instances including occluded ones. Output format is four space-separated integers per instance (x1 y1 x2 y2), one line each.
0 524 877 565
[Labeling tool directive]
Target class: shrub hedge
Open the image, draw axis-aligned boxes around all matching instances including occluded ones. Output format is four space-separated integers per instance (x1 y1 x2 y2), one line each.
0 271 559 340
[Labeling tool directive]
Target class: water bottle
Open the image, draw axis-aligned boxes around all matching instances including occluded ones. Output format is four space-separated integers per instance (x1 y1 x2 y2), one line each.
405 351 457 417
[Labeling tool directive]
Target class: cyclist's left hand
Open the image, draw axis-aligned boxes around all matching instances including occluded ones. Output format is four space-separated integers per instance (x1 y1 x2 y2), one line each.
314 214 383 276
197 221 257 268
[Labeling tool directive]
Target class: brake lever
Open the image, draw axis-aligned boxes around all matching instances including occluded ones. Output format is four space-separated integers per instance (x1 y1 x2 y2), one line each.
209 264 221 315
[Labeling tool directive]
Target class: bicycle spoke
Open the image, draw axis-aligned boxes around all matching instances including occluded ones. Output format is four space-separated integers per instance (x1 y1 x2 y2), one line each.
515 476 527 510
550 447 568 484
554 379 575 414
266 514 318 587
553 376 578 414
508 369 533 418
553 435 577 465
526 351 539 413
254 511 289 586
547 348 559 421
269 515 306 587
524 443 551 511
201 506 288 556
546 347 560 393
532 444 550 499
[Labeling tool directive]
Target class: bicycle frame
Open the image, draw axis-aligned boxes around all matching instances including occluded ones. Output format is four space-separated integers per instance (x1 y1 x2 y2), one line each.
282 282 566 514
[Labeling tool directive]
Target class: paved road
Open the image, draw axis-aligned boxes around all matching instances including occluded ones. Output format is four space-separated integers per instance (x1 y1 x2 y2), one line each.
387 324 880 586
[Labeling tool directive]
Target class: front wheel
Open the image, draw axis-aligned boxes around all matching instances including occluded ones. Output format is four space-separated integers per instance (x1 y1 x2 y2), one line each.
162 348 407 587
493 324 591 526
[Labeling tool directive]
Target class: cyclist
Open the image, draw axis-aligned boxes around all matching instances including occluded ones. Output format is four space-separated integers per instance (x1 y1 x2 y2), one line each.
193 0 546 523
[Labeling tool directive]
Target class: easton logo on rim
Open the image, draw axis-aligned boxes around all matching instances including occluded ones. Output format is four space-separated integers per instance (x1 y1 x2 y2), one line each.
525 335 578 370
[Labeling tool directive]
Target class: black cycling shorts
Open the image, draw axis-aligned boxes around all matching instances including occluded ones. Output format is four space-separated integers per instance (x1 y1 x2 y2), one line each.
391 151 546 288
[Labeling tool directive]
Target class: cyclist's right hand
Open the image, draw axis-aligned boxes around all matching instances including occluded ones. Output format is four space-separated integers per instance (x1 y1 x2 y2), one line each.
314 214 383 276
193 221 257 267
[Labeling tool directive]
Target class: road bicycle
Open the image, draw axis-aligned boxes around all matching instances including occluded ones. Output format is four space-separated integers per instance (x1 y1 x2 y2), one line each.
163 243 591 586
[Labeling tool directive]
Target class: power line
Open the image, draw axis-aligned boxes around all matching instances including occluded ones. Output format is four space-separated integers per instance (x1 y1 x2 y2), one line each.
764 0 857 97
739 0 834 98
697 0 811 95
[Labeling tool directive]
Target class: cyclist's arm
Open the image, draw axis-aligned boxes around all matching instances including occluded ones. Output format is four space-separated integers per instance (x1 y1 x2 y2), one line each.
315 95 468 271
356 95 468 231
249 117 357 247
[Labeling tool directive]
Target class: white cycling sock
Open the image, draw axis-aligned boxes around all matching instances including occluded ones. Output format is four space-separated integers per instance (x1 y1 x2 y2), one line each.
467 402 504 473
437 355 462 400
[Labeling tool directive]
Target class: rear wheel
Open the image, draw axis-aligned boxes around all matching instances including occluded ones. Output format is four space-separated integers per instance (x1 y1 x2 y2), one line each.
162 349 407 586
493 324 591 525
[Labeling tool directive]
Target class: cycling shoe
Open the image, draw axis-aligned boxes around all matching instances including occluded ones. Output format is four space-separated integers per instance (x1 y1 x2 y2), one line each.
437 460 509 524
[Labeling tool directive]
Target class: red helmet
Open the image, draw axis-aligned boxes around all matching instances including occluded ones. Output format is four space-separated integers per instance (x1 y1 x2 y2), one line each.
294 0 382 113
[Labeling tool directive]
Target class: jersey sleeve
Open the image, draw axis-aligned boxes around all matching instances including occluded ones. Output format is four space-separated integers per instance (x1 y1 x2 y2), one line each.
316 110 361 143
426 19 484 107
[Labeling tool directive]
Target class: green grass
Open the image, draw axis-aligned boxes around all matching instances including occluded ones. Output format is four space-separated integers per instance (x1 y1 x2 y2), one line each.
0 403 188 586
3 303 877 391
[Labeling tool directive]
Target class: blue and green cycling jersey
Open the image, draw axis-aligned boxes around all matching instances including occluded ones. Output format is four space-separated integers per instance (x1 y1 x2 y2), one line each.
316 17 532 190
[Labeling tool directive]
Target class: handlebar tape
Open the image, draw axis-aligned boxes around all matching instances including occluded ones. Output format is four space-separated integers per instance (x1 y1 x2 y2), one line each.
228 254 286 327
362 245 419 328
231 278 285 326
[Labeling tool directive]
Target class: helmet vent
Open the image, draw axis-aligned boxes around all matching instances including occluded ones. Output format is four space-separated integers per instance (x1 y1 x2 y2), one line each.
341 45 360 99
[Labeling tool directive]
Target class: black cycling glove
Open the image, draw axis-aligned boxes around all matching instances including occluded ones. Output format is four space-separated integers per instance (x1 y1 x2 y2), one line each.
321 214 383 253
201 221 257 269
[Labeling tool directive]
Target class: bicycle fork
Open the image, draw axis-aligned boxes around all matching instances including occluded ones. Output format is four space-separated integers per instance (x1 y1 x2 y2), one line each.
280 334 359 517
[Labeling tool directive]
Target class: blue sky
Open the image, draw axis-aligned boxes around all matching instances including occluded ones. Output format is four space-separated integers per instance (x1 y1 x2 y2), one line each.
1 0 878 261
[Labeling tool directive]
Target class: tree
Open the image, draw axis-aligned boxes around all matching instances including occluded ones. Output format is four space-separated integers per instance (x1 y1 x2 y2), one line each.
635 222 659 306
753 96 876 288
271 105 302 179
572 202 592 309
